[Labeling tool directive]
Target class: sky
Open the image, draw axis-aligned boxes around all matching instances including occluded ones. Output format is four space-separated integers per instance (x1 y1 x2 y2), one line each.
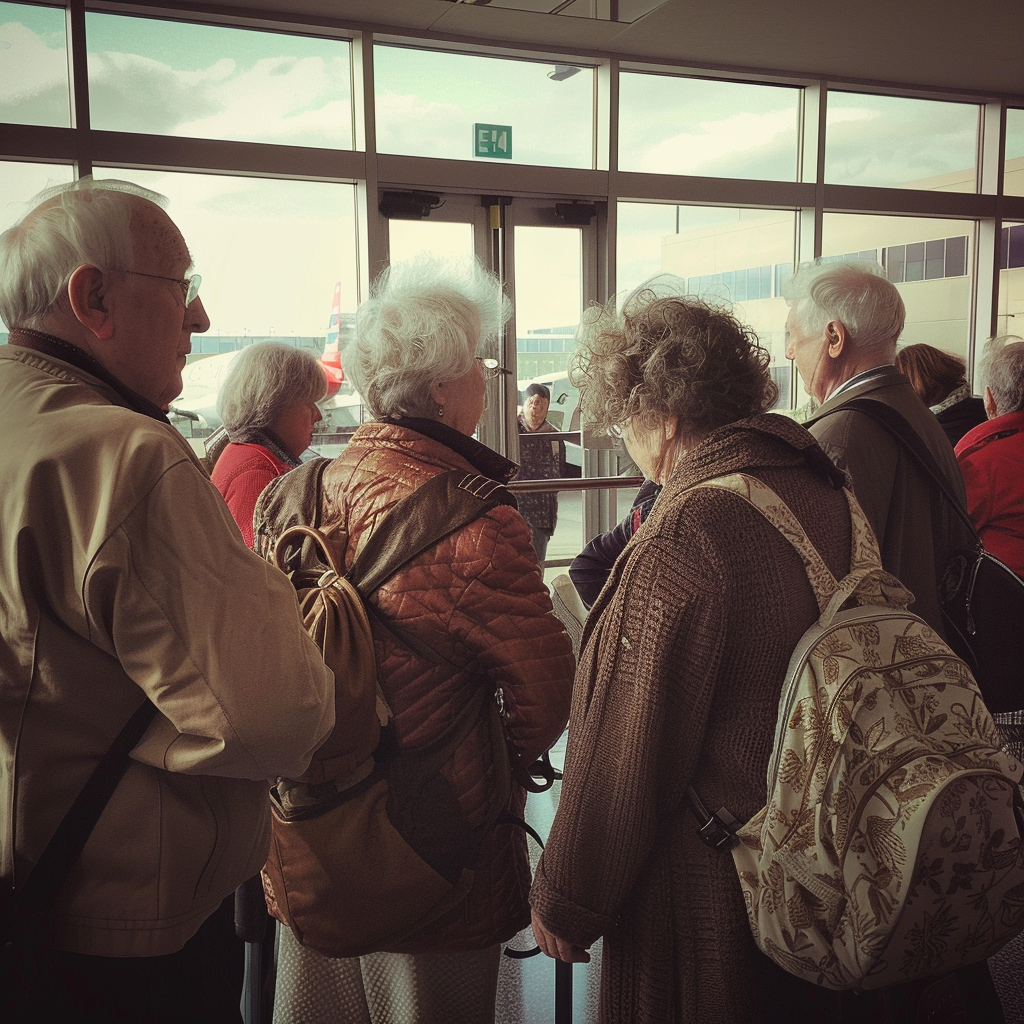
2 1 1022 336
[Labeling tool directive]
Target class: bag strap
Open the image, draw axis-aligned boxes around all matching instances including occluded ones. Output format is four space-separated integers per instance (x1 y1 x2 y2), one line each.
255 457 332 569
346 471 514 596
816 397 981 545
694 472 904 618
10 699 157 914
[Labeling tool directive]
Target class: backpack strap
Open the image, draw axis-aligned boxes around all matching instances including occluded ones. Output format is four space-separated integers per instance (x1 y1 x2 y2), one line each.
694 472 902 618
253 457 332 567
684 471 909 849
346 471 514 596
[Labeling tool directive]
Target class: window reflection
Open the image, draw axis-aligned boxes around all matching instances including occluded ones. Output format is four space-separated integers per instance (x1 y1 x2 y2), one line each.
618 202 797 408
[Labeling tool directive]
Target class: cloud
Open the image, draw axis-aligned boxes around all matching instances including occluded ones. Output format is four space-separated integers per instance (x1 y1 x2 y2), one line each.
635 109 799 179
87 49 350 146
0 20 70 126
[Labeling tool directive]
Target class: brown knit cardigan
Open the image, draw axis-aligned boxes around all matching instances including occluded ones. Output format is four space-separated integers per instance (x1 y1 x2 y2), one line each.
530 414 850 1024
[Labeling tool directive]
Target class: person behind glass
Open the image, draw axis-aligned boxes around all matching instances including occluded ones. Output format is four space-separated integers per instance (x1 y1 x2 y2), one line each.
529 289 852 1024
210 341 327 546
516 382 568 563
271 255 574 1024
894 342 986 446
0 178 334 1023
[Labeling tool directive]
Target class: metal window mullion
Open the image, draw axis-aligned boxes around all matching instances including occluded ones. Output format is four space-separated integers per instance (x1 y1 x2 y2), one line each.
971 101 1007 381
354 30 384 298
67 0 91 176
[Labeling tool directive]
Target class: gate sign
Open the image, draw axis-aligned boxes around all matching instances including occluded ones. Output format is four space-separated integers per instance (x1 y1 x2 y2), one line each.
474 123 512 159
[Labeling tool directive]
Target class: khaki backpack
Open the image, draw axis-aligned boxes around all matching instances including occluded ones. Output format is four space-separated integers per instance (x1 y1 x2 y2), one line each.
687 473 1024 991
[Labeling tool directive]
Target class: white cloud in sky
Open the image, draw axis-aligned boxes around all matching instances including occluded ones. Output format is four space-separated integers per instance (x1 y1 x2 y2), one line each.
637 109 798 178
0 19 69 125
87 49 350 147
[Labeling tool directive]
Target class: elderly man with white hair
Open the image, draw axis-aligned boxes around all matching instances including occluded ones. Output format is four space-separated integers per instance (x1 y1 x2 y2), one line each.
0 177 334 1022
783 259 1003 1024
955 336 1024 577
784 259 973 634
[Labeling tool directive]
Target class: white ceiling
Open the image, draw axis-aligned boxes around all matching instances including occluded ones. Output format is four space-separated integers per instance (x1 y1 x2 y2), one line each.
107 0 1024 99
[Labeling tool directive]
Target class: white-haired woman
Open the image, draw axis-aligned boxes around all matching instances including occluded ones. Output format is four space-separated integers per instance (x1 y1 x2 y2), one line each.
271 257 574 1024
210 341 326 546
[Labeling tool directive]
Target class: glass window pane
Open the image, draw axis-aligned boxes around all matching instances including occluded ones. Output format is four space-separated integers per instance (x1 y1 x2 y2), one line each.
94 168 359 439
825 92 979 192
925 238 945 280
86 14 353 148
906 241 925 281
0 161 76 335
822 214 976 360
945 236 967 277
618 72 800 181
884 244 906 283
374 45 593 168
618 202 796 408
1006 109 1024 198
388 220 474 265
1009 224 1024 270
0 1 70 127
998 222 1024 338
514 226 582 389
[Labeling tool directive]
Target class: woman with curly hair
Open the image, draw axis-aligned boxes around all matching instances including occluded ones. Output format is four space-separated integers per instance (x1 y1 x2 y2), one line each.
529 289 852 1023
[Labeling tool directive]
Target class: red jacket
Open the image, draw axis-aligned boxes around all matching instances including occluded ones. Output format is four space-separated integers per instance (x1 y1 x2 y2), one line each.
955 411 1024 577
212 442 291 547
319 419 574 950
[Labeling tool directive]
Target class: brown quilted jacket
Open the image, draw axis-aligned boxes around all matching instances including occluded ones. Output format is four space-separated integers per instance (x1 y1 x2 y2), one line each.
319 418 574 950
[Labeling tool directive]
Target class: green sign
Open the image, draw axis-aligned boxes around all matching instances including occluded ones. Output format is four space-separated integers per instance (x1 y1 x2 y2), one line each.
474 123 512 160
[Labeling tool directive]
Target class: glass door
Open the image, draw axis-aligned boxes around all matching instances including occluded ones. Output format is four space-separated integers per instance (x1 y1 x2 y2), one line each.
378 190 601 568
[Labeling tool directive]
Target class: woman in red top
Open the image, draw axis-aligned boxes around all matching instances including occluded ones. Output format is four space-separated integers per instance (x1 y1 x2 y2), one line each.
211 342 327 545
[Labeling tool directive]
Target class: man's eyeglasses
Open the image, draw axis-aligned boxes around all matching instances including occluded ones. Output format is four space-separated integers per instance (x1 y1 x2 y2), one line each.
476 356 510 381
121 269 202 306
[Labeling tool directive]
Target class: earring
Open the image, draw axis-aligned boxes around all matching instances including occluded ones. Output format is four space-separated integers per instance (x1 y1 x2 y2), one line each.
437 405 444 418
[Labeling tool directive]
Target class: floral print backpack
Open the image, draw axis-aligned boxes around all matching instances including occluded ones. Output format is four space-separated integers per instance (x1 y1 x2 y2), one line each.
687 473 1024 991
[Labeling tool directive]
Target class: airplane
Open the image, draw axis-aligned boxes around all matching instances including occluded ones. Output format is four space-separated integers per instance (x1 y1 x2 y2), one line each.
167 281 356 438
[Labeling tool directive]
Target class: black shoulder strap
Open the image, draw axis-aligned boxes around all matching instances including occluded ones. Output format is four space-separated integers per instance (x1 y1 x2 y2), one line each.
817 397 980 543
11 699 157 913
347 470 514 597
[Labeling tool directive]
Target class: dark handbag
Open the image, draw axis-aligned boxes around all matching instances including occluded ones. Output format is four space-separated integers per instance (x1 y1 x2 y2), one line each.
830 397 1024 712
1 699 157 1012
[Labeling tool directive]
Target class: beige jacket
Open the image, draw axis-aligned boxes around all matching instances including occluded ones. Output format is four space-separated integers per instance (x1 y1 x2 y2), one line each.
0 345 334 956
